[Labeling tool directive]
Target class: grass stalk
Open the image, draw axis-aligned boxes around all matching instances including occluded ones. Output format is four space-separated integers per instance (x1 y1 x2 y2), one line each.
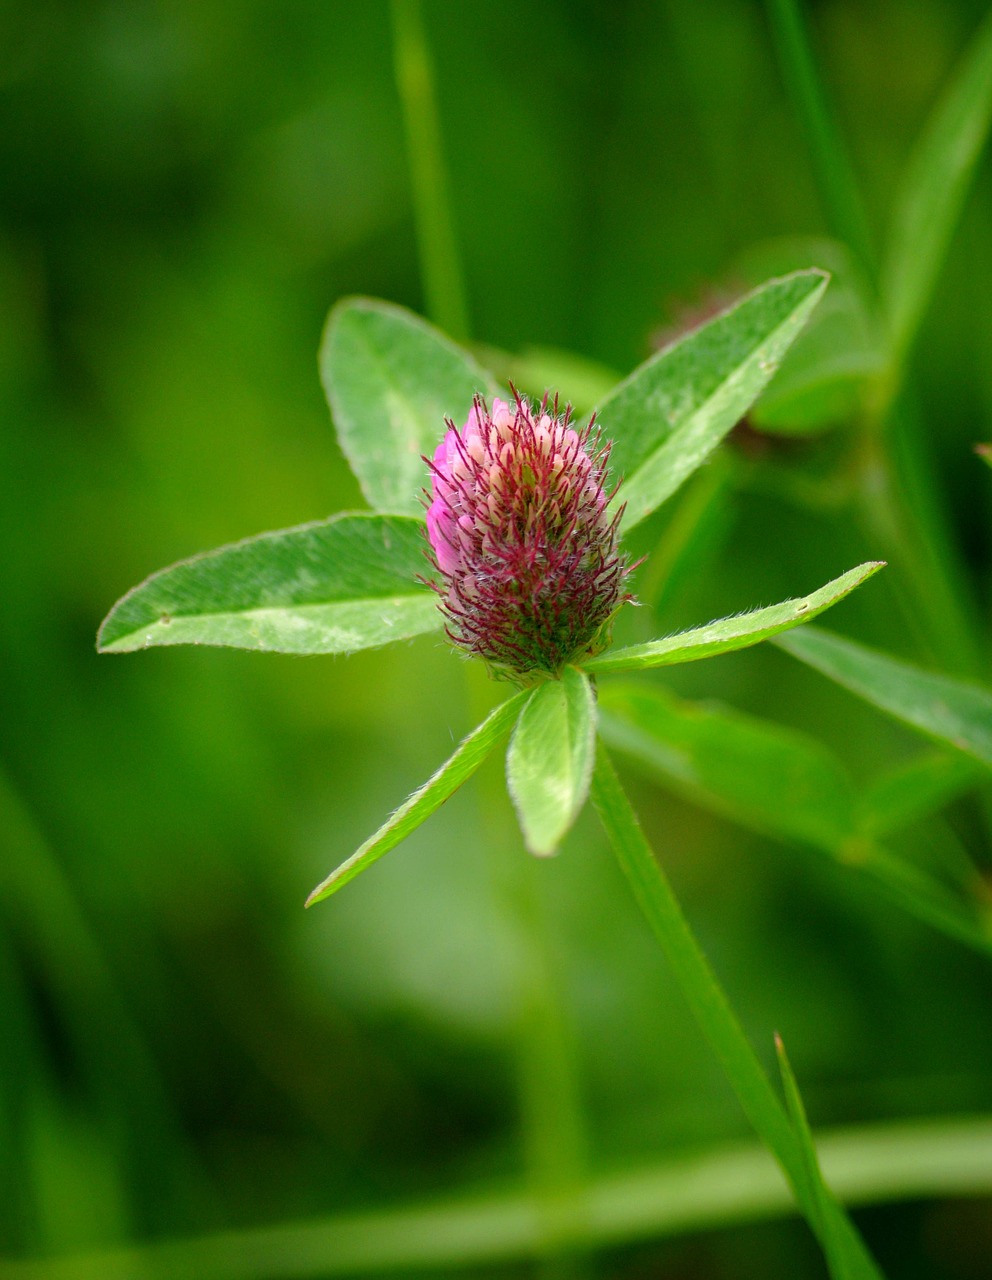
390 0 470 340
590 744 883 1277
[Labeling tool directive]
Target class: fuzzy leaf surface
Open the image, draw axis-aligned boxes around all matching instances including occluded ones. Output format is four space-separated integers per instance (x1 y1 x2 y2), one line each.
307 690 530 905
506 667 596 857
320 297 493 516
882 12 992 361
596 270 828 530
585 562 883 675
98 514 439 655
775 627 992 769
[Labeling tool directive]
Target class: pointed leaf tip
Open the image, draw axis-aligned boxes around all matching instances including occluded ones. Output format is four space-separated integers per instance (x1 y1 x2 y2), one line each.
97 513 440 656
598 269 831 531
587 561 884 675
306 690 530 906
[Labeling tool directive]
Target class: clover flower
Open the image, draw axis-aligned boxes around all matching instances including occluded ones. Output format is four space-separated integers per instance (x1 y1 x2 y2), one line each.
424 393 633 679
100 275 879 885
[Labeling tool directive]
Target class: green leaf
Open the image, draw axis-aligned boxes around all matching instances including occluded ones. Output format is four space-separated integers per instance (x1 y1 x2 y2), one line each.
774 627 992 769
882 11 992 362
597 683 992 959
776 1036 886 1280
98 514 439 656
307 690 530 906
506 667 596 857
857 752 981 839
597 683 857 853
589 746 885 1276
585 562 883 675
597 270 828 531
320 297 493 516
600 688 991 955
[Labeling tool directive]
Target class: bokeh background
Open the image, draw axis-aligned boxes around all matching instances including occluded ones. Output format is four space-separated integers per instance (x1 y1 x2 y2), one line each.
2 1 992 1276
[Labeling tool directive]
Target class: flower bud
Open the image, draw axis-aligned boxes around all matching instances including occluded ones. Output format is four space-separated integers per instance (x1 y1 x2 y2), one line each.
425 393 632 678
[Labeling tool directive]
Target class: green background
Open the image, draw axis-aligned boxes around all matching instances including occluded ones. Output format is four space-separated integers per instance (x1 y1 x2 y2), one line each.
2 2 991 1276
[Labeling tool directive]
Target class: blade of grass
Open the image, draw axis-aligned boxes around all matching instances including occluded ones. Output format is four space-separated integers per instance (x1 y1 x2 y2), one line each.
391 0 470 340
765 0 875 275
590 745 885 1276
882 10 992 365
4 1117 987 1279
306 689 530 905
776 1036 885 1279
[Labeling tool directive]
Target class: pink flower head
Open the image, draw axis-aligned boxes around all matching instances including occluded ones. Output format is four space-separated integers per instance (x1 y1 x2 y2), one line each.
424 391 632 677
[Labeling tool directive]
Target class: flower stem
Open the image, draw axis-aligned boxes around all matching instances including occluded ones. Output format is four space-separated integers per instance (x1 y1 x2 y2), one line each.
764 0 876 276
590 743 883 1276
390 0 470 341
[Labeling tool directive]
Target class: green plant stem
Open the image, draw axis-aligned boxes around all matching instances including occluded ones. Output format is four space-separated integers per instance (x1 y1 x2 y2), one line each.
765 0 875 276
467 670 591 1278
766 0 985 675
390 0 470 340
853 414 981 676
589 744 883 1276
2 1115 987 1278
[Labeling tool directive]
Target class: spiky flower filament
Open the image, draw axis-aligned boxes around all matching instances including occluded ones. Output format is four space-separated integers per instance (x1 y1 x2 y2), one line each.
425 392 632 678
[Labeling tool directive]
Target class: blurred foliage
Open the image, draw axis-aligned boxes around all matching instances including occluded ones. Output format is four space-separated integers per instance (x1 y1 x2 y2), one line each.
2 1 992 1278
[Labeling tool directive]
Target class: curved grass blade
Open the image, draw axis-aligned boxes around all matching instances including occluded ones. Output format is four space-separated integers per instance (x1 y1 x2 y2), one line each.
585 562 883 675
597 270 828 531
98 514 439 656
882 11 992 363
306 690 530 905
506 667 596 857
776 1036 885 1280
320 297 493 516
774 626 992 769
590 745 885 1277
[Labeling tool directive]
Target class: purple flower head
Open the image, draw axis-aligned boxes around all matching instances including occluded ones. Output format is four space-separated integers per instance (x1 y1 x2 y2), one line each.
425 391 633 678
